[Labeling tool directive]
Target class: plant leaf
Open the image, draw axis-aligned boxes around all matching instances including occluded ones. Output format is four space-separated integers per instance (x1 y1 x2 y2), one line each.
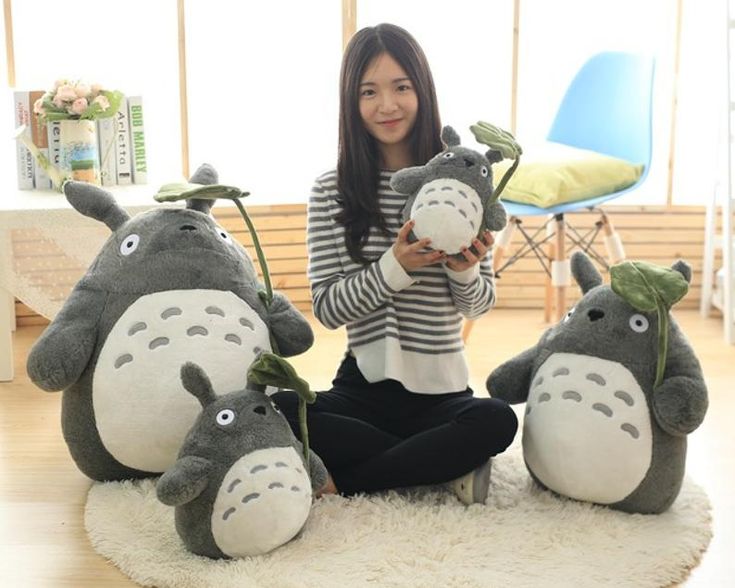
153 182 247 203
610 261 689 312
470 121 523 159
247 352 315 403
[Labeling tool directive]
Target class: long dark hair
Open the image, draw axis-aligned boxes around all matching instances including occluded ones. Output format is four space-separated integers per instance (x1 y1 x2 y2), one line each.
336 23 442 264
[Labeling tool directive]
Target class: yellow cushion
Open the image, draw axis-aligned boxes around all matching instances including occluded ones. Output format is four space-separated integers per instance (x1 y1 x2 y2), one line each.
492 142 644 208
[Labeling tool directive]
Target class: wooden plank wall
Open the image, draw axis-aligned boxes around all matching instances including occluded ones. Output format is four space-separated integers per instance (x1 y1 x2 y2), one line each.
14 204 717 326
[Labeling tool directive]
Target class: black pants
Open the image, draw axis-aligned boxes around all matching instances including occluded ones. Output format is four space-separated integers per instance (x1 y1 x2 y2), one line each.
272 354 518 496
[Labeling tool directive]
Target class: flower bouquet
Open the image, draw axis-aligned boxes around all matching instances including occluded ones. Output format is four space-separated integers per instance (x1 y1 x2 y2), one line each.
15 80 123 189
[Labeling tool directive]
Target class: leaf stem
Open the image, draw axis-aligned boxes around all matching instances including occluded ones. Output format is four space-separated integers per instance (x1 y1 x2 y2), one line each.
491 156 520 203
233 198 273 306
655 298 668 389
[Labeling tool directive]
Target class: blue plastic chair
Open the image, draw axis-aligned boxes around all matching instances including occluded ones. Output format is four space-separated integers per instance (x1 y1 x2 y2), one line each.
490 52 654 323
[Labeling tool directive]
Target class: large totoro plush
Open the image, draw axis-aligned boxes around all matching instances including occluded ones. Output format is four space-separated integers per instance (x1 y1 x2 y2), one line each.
26 164 314 481
389 125 508 258
487 252 708 514
157 362 328 558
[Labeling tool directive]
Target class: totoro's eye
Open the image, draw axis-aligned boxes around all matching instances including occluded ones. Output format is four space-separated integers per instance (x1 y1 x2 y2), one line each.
563 307 575 323
629 314 649 333
120 234 140 256
480 166 489 177
216 227 232 243
443 152 455 159
216 409 236 426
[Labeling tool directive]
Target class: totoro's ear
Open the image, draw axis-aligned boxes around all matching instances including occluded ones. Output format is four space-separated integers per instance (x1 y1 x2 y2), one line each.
64 181 130 231
571 251 603 294
485 149 503 165
180 362 218 407
672 259 692 284
441 126 461 148
186 163 219 214
390 166 427 195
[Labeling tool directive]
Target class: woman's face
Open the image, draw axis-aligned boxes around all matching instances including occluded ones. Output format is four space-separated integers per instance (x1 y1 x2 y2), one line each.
358 52 418 150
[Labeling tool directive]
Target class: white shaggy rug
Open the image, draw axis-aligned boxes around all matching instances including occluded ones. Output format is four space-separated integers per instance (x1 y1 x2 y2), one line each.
85 445 712 588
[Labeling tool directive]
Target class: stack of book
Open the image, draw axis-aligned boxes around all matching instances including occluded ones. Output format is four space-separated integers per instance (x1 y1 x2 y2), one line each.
13 91 148 190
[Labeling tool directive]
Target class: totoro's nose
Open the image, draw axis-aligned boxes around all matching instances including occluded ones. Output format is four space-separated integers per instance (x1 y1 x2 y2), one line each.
463 158 474 168
587 309 605 322
253 406 266 416
179 224 197 232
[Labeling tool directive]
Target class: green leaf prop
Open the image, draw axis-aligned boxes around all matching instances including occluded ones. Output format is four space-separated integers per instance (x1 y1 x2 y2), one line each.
470 121 523 203
248 352 316 465
610 261 689 388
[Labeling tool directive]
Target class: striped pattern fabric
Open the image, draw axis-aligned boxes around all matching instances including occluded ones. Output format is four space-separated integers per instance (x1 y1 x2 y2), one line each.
307 170 496 394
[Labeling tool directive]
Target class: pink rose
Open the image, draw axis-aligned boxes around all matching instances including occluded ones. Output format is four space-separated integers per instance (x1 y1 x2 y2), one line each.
33 97 45 115
92 95 110 110
55 84 77 103
70 97 88 115
91 83 103 95
53 79 68 89
53 95 65 108
74 83 91 98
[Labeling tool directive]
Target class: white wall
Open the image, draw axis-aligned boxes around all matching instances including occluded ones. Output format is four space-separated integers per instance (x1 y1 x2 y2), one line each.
2 0 725 206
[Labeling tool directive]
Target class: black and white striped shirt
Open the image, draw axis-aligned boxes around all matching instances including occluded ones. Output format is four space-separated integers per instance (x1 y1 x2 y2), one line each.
308 170 496 393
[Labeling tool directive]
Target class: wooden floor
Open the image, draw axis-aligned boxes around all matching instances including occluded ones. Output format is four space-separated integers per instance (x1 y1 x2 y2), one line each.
1 309 733 587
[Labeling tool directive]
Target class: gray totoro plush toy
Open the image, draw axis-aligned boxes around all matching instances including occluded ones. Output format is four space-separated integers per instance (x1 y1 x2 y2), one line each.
26 164 314 481
157 362 328 558
487 252 708 514
389 125 508 258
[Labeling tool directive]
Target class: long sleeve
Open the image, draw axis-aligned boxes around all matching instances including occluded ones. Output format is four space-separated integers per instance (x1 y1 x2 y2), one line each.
307 178 414 330
444 251 496 320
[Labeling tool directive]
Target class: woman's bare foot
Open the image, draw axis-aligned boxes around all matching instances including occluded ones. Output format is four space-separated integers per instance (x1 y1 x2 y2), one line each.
315 473 338 497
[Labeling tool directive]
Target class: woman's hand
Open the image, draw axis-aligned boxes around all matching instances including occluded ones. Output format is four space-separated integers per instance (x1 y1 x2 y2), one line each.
445 230 495 273
393 220 446 271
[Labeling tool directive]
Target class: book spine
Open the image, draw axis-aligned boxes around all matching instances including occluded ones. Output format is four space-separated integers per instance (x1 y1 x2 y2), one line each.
115 96 132 185
127 96 147 184
97 117 117 186
13 91 34 190
29 90 51 189
47 121 61 182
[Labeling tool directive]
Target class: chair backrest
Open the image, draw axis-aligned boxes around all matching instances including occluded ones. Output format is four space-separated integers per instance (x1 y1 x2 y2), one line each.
547 52 654 167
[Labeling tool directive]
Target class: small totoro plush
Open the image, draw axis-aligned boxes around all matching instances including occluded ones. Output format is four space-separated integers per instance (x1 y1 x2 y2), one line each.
26 164 314 481
487 251 708 514
389 125 508 258
157 362 328 559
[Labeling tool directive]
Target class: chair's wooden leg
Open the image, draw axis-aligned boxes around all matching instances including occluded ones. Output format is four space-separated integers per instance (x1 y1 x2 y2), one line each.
601 212 625 263
552 215 570 322
545 241 554 323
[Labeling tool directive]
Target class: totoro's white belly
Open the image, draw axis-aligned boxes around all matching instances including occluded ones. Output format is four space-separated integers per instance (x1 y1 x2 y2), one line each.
211 446 313 557
410 178 483 254
523 352 653 505
93 290 271 473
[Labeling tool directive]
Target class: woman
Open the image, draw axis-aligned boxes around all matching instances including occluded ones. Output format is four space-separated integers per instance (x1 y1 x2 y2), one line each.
273 23 517 504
